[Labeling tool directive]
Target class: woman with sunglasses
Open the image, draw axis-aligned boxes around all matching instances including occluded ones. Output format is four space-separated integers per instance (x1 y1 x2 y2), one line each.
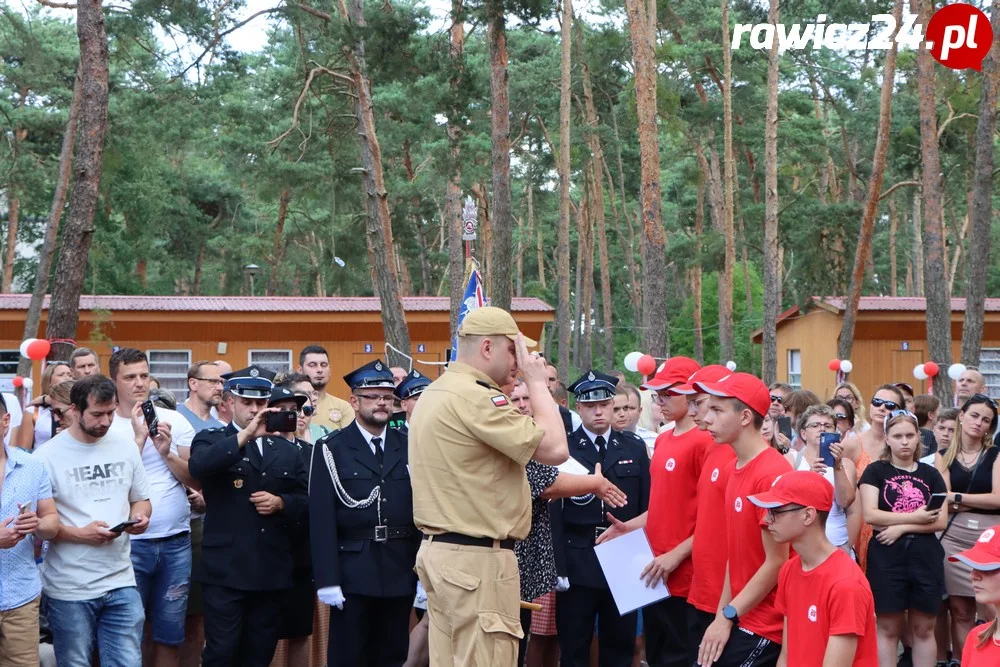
15 361 74 450
935 393 1000 661
859 410 949 667
947 526 1000 665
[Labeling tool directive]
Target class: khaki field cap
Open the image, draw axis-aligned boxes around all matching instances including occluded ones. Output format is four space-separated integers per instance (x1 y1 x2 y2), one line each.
458 306 537 348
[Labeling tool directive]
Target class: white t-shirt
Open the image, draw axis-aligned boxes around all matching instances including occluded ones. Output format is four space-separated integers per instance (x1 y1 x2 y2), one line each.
3 392 22 446
35 429 151 601
108 406 195 540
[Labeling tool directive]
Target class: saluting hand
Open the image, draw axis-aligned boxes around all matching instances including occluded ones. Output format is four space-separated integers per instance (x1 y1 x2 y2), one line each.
515 334 548 386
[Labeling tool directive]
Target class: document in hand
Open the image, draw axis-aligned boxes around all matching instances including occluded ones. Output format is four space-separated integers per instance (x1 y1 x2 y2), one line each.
593 527 670 615
555 456 590 475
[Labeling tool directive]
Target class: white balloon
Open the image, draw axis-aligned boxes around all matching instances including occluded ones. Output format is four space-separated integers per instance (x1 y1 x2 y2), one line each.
22 377 33 390
840 360 853 374
913 363 928 381
19 338 36 358
623 351 643 373
726 360 737 371
948 363 967 381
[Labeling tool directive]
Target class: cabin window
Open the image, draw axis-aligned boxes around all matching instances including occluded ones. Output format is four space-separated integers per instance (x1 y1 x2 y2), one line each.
249 349 293 376
979 348 1000 398
788 349 802 389
148 350 192 401
0 350 20 392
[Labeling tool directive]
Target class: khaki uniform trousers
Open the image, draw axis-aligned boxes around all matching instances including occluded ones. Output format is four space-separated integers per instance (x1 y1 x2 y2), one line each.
415 539 523 666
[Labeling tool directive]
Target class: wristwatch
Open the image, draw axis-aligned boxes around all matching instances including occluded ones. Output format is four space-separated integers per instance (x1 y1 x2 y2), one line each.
722 604 739 625
954 493 963 505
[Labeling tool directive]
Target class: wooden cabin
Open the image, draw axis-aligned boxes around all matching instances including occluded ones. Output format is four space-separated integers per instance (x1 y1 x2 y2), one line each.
751 296 1000 401
0 295 554 399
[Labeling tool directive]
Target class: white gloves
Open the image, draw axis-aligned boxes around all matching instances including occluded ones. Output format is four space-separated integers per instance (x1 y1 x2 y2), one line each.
556 577 570 592
415 581 428 605
318 586 345 609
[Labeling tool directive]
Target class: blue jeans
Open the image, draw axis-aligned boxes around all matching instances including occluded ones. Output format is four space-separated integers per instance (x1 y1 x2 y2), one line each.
46 587 144 667
130 532 192 646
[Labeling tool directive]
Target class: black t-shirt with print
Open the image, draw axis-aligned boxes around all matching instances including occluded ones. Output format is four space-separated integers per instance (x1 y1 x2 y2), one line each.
859 460 946 513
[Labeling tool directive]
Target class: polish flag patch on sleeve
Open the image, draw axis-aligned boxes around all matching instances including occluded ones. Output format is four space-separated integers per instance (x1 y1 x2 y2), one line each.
491 395 510 407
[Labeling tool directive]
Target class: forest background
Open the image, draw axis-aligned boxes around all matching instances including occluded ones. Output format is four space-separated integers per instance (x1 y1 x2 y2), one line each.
1 0 998 404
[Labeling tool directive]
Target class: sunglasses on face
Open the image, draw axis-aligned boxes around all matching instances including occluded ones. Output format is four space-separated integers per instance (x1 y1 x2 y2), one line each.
770 395 783 404
870 398 899 411
883 409 919 431
834 413 848 421
300 405 314 416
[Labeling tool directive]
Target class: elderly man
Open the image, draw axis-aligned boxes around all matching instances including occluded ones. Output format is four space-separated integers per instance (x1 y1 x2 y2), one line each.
410 307 567 666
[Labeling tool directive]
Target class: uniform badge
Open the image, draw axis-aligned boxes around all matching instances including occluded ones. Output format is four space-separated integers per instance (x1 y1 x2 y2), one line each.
587 371 596 381
250 368 259 377
413 370 421 377
330 409 342 423
375 361 383 371
491 395 510 407
234 479 244 489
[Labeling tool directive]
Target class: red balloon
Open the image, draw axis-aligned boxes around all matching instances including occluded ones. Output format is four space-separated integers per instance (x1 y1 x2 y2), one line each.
636 354 657 376
924 362 939 378
828 359 841 372
12 376 23 388
25 339 50 360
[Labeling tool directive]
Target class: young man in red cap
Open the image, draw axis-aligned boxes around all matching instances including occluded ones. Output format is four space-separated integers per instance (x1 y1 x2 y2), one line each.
694 372 792 667
748 471 877 667
597 356 705 667
667 365 738 645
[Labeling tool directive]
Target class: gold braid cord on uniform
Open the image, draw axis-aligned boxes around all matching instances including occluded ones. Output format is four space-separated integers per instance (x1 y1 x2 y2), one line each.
321 442 383 525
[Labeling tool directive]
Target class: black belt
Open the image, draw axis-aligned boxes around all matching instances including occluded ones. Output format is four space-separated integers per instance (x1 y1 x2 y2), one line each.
341 526 419 543
424 532 515 550
566 525 610 541
136 530 190 543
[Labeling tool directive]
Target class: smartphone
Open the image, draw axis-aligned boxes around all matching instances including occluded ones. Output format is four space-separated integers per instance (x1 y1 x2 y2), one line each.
777 416 793 441
926 493 948 512
140 400 159 437
819 432 841 468
265 410 297 433
18 501 33 515
110 519 139 533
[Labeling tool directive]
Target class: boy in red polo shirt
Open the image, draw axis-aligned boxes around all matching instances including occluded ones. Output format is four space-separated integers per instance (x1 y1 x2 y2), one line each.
668 366 737 645
749 471 878 667
694 373 791 667
597 356 705 667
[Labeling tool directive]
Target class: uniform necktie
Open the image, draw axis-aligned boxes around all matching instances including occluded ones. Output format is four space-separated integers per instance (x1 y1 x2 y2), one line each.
372 437 383 468
595 435 607 463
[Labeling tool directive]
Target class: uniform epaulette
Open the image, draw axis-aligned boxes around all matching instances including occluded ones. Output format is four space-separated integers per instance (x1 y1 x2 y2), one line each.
315 427 345 447
616 430 645 446
475 379 499 391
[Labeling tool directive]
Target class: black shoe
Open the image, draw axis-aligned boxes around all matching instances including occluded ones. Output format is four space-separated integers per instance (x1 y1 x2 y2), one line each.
898 648 913 667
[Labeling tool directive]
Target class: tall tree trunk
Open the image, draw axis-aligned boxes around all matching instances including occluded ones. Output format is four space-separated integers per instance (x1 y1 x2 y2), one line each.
580 189 594 371
3 194 20 293
889 195 898 296
16 70 81 377
45 1 109 362
530 185 545 289
762 0 780 383
515 212 524 296
718 0 736 364
556 0 573 377
577 28 614 370
837 0 902 362
486 0 513 311
624 0 667 358
693 168 705 364
606 108 642 326
446 0 465 334
914 0 952 403
340 0 411 364
912 175 924 296
266 187 292 296
572 201 584 370
961 0 999 365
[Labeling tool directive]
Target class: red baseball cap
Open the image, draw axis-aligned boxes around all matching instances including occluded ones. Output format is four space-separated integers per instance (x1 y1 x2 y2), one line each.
747 471 834 512
668 364 730 396
949 527 1000 571
693 372 771 418
641 356 701 391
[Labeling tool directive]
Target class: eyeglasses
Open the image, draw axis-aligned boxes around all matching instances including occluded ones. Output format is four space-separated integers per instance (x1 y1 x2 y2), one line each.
770 395 783 404
836 393 857 403
194 377 225 386
870 398 899 411
834 413 849 421
765 505 805 523
300 405 314 416
804 422 835 431
51 407 66 419
354 393 392 404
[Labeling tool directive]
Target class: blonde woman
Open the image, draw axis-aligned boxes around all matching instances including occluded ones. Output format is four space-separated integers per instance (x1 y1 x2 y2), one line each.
834 381 870 433
16 362 73 450
936 393 1000 659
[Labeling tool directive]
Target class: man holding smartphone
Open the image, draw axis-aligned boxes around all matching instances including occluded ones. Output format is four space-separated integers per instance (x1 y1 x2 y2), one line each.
189 365 308 667
0 394 60 666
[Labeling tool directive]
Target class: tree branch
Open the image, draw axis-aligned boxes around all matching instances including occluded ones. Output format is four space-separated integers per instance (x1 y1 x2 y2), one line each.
268 65 354 149
878 179 920 201
34 0 76 9
168 6 285 82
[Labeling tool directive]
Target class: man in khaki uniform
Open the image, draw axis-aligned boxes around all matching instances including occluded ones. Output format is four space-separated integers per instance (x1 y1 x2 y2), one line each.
409 307 568 666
